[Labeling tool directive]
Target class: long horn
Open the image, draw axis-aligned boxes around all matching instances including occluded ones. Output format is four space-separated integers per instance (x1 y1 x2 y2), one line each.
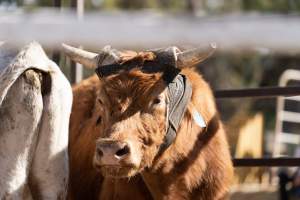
176 43 217 69
62 43 98 68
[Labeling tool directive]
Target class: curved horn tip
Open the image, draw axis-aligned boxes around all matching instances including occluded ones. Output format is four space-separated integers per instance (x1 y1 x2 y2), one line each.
62 43 69 48
175 43 218 68
61 43 74 51
61 43 82 54
210 42 217 49
103 45 112 51
61 43 98 69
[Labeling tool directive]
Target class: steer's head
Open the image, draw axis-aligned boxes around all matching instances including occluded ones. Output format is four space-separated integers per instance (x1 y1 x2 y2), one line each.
63 44 216 178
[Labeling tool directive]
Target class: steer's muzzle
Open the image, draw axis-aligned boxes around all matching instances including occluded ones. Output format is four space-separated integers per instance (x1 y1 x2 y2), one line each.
95 139 130 166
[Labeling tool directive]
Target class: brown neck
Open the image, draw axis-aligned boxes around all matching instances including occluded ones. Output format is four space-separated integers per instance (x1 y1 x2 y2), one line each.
140 111 230 200
141 170 185 200
141 113 205 199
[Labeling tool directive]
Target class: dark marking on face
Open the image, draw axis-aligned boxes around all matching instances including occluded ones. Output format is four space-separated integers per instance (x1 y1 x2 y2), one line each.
96 116 102 125
152 98 161 105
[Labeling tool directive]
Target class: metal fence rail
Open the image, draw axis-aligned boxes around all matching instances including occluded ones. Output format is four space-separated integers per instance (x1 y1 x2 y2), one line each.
233 158 300 167
215 86 300 99
216 86 300 167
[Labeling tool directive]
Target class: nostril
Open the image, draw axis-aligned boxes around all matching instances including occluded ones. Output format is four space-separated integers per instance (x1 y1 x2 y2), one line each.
97 147 103 157
115 145 130 157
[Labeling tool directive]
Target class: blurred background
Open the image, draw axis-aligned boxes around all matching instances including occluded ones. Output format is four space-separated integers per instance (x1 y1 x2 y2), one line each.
1 0 300 199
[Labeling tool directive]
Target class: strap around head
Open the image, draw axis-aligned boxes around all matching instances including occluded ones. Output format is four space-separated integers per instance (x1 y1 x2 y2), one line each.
95 46 181 78
147 46 180 68
157 73 192 156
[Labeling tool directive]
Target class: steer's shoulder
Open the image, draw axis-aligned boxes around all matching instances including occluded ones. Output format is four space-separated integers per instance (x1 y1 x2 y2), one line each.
70 75 100 141
181 68 217 122
181 68 213 97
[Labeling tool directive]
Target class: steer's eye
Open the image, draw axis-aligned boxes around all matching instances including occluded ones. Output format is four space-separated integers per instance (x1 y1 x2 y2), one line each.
152 98 161 105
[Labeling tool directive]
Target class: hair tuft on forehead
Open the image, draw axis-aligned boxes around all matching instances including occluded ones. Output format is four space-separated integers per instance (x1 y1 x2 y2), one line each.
119 51 156 65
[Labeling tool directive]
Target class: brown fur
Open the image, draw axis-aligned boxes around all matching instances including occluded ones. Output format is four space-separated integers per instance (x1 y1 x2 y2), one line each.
68 76 103 200
68 52 233 200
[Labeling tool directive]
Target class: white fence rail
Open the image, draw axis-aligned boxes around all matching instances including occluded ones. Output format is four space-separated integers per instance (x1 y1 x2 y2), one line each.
1 9 300 52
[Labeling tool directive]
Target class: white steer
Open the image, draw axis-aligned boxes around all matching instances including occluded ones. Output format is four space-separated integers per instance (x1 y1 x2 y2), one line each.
0 42 72 199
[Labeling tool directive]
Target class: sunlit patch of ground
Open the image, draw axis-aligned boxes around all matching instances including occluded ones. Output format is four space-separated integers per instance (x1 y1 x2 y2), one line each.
231 190 277 200
230 184 277 200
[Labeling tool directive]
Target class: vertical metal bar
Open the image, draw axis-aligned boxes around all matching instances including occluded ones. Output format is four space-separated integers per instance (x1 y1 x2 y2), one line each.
186 0 204 16
53 0 61 7
70 0 84 84
70 62 83 84
77 0 84 20
52 52 61 65
273 70 300 157
52 0 61 66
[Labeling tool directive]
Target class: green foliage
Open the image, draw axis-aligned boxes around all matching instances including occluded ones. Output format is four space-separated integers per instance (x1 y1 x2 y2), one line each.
242 0 300 13
102 0 117 10
11 0 300 14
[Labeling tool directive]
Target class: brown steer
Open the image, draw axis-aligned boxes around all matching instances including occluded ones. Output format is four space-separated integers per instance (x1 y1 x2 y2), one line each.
65 44 233 200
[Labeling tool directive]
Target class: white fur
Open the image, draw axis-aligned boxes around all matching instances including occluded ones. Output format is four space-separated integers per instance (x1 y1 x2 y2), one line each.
0 42 72 199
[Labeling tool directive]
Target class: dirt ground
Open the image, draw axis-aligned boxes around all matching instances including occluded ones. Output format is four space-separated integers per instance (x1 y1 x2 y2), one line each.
230 184 278 200
230 185 300 200
231 190 277 200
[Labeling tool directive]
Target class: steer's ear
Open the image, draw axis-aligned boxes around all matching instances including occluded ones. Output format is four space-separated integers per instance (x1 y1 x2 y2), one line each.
176 43 217 69
61 44 121 68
